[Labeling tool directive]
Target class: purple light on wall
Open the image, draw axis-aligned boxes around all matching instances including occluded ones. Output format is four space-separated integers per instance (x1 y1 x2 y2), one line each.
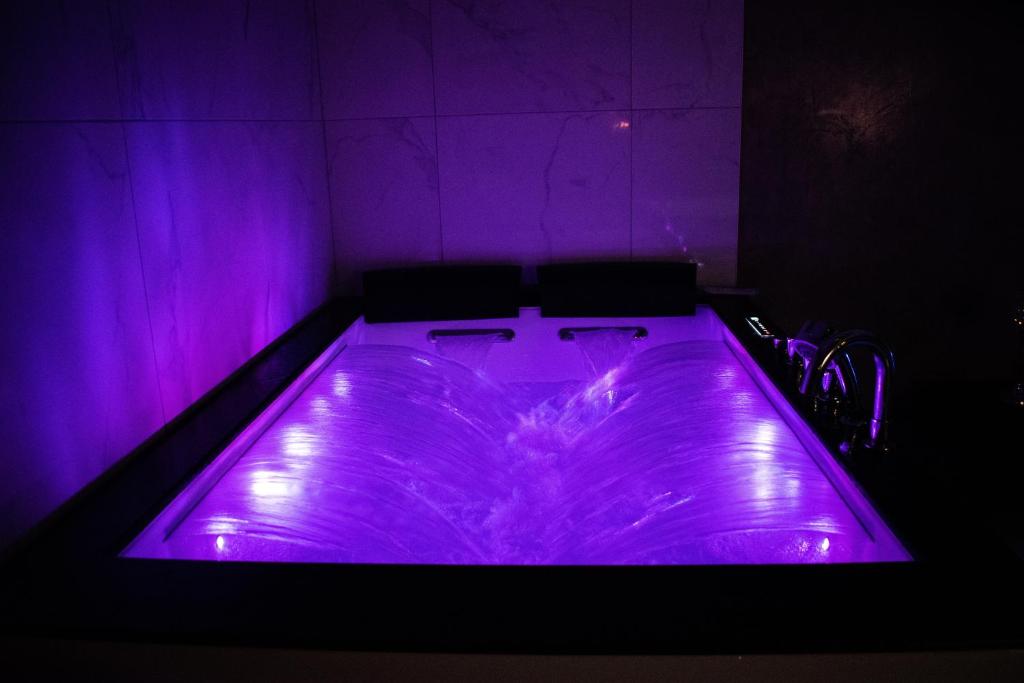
0 1 336 549
0 124 164 548
1 0 747 552
124 121 334 421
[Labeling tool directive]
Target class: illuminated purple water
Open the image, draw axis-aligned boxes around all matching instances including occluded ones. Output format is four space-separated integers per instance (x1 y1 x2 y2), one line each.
125 310 908 564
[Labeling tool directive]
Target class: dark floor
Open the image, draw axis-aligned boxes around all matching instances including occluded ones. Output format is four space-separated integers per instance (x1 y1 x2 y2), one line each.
2 639 1023 682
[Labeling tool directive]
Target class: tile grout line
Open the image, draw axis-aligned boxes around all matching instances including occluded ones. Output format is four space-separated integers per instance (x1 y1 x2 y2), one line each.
427 0 445 263
310 1 341 294
0 106 742 126
629 0 634 260
105 0 167 424
342 104 742 119
734 7 746 288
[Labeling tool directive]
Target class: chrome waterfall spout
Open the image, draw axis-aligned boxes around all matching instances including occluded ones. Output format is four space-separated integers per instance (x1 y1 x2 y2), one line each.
786 324 861 417
798 329 895 451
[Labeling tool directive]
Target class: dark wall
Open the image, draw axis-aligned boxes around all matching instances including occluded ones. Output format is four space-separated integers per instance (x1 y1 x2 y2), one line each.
739 1 1023 385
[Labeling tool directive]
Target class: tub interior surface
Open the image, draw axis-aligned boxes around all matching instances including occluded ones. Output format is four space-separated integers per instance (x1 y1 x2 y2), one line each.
124 307 909 564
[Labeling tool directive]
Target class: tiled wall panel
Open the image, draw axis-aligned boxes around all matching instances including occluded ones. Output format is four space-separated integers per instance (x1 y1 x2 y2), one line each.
0 124 164 546
0 0 742 547
126 121 333 418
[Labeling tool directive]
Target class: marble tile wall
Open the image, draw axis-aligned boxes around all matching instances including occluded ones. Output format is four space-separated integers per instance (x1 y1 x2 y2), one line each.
326 117 442 292
436 111 632 265
1 0 743 547
0 1 121 120
125 121 333 419
110 0 322 120
321 0 744 288
0 0 334 548
0 123 165 548
316 0 434 119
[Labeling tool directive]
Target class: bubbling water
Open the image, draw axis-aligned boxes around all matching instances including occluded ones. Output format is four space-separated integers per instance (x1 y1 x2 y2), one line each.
167 332 877 564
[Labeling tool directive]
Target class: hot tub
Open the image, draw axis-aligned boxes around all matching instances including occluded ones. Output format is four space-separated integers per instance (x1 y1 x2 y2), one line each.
124 306 907 565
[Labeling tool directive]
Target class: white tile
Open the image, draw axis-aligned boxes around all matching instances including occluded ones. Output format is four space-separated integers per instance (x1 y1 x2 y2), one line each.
432 0 630 115
0 1 121 120
126 121 334 419
438 111 631 266
0 124 164 545
632 108 741 285
111 0 321 119
633 0 744 109
316 0 435 119
327 117 442 292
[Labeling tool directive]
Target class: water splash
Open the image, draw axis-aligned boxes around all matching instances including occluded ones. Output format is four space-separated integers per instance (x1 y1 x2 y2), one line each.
433 333 503 371
572 328 639 377
150 340 895 565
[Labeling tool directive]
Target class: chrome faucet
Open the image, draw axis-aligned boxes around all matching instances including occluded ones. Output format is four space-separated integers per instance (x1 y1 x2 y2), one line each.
797 329 895 452
786 322 860 416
